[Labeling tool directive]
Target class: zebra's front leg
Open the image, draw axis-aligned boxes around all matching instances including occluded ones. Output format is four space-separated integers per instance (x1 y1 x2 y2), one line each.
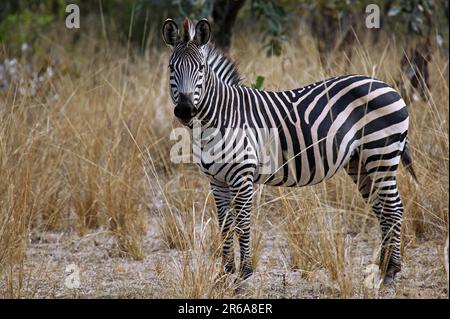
230 178 254 280
211 181 235 274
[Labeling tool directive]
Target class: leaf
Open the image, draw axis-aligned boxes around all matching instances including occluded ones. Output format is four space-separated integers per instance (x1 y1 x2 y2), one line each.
267 16 282 34
422 0 433 14
251 75 265 90
269 40 283 56
436 34 444 47
410 19 422 34
388 6 402 16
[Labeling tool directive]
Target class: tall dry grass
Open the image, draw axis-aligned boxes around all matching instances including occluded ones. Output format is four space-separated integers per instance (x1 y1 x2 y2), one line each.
0 23 448 298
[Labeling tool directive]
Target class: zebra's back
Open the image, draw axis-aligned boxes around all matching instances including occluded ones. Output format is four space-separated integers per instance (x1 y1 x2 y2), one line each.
251 75 409 187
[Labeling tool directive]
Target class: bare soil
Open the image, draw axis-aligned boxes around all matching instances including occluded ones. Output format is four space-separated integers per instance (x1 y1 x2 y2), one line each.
15 215 448 299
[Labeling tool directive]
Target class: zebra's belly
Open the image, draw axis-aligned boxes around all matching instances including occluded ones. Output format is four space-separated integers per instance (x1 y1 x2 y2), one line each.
253 160 345 187
195 157 260 184
253 142 356 187
195 141 355 186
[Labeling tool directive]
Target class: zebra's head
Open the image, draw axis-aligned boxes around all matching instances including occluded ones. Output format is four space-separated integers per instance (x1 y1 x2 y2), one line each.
162 17 211 125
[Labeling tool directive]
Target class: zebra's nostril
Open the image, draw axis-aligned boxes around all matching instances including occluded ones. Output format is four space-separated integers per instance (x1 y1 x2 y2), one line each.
174 105 195 120
174 107 182 118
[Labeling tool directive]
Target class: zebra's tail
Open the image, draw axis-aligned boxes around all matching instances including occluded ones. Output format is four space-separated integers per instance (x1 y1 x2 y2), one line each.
401 137 419 183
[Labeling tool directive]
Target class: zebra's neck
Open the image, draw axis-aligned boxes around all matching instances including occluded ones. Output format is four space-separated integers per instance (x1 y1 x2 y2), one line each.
203 45 242 86
196 68 245 129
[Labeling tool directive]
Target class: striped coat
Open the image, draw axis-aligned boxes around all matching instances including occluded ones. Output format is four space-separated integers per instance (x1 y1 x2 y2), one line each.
163 17 416 284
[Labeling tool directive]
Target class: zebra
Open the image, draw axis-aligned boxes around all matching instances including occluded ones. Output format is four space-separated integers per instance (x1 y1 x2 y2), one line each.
162 17 417 284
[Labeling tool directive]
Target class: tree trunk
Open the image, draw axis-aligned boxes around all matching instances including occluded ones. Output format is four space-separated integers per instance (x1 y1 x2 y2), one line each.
212 0 246 52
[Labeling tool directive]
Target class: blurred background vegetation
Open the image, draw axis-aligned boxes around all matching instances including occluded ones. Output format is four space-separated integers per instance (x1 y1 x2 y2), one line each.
0 1 448 298
1 0 448 53
0 0 448 99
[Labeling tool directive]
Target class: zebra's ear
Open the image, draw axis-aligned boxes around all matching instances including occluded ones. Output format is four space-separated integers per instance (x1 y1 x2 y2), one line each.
194 19 211 47
162 19 179 47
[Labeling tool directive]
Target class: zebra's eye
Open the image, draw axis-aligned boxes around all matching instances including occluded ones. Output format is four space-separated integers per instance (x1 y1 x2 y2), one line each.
168 64 174 71
199 64 205 71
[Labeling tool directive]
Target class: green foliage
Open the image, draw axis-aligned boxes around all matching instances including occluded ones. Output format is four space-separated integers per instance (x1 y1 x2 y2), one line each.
295 0 366 17
0 10 55 52
0 0 447 55
173 0 215 20
387 0 435 36
383 0 449 49
251 75 265 90
0 0 69 54
94 0 175 49
90 0 213 50
250 0 287 56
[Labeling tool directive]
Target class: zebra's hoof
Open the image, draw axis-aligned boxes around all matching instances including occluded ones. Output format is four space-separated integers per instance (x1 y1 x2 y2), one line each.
240 266 253 280
383 266 400 286
383 274 395 286
224 262 236 274
233 274 251 295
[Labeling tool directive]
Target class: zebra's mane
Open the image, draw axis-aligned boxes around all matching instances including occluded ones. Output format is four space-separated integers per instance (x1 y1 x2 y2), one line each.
203 45 243 86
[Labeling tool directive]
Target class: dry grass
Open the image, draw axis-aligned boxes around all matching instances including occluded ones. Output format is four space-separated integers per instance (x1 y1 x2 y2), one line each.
0 25 448 298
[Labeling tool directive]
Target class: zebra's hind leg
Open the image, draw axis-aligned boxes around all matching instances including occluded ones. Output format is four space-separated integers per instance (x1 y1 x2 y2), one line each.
345 154 374 202
211 181 235 274
345 152 403 284
369 174 403 285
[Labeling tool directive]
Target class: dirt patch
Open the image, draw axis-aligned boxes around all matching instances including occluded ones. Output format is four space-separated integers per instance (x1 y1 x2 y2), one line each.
9 215 447 299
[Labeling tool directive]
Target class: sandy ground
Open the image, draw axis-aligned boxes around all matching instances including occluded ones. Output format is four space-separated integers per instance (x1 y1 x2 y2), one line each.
8 214 447 299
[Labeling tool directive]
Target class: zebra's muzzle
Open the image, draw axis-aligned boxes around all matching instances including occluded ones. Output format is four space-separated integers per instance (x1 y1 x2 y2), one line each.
174 93 197 123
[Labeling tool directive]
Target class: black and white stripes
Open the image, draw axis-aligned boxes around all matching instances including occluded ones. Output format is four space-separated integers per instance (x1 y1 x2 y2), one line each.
162 18 416 283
